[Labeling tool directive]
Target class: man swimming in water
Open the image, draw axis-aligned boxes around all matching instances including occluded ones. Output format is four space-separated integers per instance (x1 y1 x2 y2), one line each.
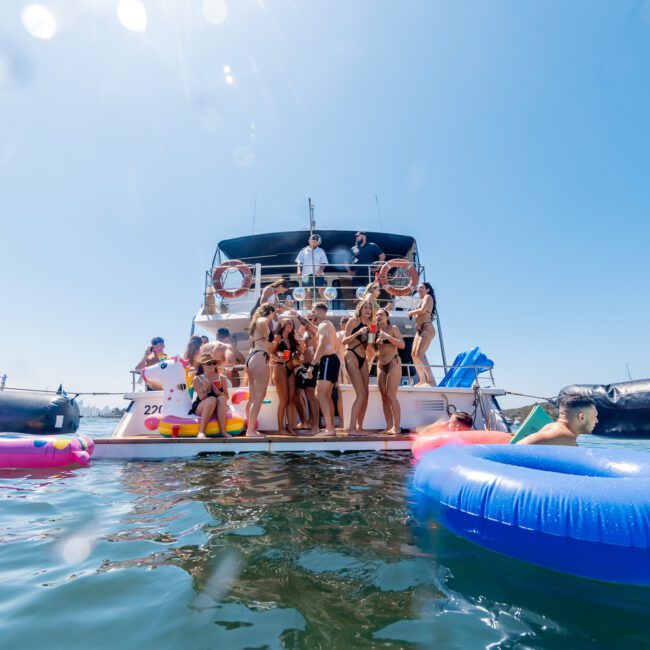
517 395 598 446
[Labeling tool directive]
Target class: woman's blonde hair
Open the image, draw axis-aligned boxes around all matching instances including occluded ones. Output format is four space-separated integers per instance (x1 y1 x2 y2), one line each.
355 300 373 321
362 282 380 297
248 302 276 335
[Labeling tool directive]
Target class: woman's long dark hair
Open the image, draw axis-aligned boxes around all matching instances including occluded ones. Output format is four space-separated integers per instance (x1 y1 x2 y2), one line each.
279 317 298 353
420 282 437 316
183 336 203 366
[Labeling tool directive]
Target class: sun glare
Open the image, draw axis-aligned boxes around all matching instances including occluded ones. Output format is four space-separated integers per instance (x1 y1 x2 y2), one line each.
117 0 147 32
202 0 228 26
22 5 57 40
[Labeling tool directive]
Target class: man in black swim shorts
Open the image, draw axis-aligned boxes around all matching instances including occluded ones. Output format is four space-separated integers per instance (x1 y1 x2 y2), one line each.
305 302 339 435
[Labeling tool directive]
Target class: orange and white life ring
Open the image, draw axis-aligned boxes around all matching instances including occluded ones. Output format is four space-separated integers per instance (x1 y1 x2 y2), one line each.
378 258 419 296
212 260 253 298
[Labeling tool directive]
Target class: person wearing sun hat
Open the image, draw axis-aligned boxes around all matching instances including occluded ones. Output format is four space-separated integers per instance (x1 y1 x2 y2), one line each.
189 351 231 438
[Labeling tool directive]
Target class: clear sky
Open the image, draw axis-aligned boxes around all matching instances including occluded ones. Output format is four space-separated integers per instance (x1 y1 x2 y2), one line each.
1 0 649 409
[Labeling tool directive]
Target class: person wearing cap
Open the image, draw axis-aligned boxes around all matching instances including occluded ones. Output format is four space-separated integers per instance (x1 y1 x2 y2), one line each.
190 352 231 438
295 234 328 309
135 337 166 390
350 232 385 286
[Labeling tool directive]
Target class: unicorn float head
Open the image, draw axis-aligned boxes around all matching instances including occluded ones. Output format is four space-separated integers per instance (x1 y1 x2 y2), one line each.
141 356 193 419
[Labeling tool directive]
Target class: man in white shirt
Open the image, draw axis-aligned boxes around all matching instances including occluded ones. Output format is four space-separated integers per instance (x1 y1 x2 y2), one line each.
295 234 328 309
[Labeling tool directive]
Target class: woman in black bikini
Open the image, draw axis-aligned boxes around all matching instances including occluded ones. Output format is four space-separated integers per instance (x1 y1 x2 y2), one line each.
190 352 231 438
270 317 302 435
408 282 436 386
342 301 374 434
373 309 405 434
245 302 276 437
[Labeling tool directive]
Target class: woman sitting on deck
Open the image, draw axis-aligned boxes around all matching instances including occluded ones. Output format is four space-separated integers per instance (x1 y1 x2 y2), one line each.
270 317 302 435
342 301 374 435
245 303 277 437
190 352 231 439
374 309 405 434
408 282 437 386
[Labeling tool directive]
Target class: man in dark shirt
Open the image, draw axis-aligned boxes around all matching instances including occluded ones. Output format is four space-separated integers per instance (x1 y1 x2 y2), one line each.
350 231 385 285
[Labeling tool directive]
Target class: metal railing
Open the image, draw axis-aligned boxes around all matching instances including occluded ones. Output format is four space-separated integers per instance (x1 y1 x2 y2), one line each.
204 262 424 313
130 362 495 393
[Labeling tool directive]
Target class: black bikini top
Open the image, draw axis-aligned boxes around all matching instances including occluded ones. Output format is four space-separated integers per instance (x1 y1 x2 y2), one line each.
351 321 369 344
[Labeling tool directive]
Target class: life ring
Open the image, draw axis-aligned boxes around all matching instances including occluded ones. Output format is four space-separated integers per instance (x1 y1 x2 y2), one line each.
378 258 419 296
212 260 253 298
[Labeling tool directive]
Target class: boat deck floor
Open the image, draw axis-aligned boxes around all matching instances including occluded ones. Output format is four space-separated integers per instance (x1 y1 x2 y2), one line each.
94 431 414 459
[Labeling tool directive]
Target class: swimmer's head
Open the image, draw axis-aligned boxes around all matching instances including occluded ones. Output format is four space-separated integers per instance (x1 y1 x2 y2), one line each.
449 411 473 431
559 395 598 435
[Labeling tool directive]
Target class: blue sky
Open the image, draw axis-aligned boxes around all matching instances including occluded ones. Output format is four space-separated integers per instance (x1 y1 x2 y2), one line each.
1 0 649 408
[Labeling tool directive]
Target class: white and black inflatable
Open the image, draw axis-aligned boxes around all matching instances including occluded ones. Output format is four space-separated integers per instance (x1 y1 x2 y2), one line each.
560 379 650 437
0 386 80 435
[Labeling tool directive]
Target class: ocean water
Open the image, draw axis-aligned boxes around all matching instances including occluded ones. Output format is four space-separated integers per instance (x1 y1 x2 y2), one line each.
1 419 650 650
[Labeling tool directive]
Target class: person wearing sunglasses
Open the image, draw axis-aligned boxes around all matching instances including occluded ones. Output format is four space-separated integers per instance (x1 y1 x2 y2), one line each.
190 352 231 438
135 336 166 390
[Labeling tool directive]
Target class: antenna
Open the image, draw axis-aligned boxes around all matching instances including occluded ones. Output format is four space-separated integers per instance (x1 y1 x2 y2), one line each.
375 194 384 232
626 363 633 381
251 194 258 235
308 197 316 234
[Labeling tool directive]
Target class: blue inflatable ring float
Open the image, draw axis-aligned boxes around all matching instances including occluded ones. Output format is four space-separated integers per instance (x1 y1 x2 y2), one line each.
412 444 650 585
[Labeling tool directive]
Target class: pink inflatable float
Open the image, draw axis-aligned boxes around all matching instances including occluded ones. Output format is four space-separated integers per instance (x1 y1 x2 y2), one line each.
0 435 94 469
412 420 512 460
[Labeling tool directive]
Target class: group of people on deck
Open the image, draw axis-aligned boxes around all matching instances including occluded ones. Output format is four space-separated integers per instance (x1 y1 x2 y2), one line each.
136 275 438 438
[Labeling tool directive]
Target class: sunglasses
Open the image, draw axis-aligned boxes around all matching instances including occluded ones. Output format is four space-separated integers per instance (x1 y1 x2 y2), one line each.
203 360 217 366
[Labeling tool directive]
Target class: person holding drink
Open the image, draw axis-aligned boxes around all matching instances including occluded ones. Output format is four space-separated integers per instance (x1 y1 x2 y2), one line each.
342 301 374 435
189 352 231 439
270 317 302 435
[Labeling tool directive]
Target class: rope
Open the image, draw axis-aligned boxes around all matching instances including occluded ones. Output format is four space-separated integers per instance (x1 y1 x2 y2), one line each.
503 390 557 403
1 386 124 396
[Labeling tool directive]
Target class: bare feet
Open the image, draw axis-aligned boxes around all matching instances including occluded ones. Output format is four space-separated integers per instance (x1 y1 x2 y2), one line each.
245 430 264 438
197 432 206 439
318 429 337 437
222 432 232 438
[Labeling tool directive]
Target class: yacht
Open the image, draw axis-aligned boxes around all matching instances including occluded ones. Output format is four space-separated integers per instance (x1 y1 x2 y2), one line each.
95 223 510 459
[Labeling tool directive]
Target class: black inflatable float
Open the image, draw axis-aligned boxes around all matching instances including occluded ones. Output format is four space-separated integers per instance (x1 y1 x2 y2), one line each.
560 379 650 437
0 387 80 435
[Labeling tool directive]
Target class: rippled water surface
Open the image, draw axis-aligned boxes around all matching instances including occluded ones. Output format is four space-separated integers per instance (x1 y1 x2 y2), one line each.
2 419 650 649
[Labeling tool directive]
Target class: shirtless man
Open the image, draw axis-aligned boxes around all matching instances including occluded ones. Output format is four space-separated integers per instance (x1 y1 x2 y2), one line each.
517 395 598 446
305 302 339 436
198 340 229 370
216 328 246 387
296 313 320 433
135 336 166 390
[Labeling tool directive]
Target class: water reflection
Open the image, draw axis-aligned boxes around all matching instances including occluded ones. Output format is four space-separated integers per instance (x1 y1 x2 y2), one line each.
409 505 650 649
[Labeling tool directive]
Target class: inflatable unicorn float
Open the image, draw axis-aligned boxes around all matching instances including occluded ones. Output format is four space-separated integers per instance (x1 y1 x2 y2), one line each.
141 356 246 437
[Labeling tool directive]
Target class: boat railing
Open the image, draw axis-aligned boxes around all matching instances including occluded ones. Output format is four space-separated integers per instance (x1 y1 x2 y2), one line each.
203 261 425 314
130 363 494 393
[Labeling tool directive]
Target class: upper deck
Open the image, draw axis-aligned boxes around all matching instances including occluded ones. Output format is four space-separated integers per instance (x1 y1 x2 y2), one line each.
195 229 426 327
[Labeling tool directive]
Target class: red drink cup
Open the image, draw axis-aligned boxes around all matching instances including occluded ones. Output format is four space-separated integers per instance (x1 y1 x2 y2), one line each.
283 350 291 361
212 379 222 392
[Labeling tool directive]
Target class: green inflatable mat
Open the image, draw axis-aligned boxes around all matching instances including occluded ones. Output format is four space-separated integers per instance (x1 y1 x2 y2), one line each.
509 404 553 444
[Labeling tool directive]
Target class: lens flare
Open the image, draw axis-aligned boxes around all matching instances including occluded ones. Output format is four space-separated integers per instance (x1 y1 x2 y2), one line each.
22 5 57 40
202 0 228 25
117 0 147 32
